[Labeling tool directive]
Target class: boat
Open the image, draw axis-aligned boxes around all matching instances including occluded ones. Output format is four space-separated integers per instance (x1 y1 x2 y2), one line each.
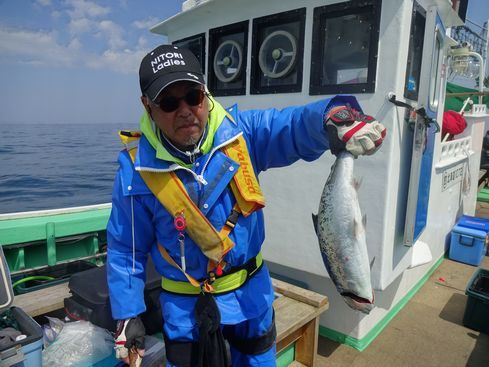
1 0 488 365
150 0 488 350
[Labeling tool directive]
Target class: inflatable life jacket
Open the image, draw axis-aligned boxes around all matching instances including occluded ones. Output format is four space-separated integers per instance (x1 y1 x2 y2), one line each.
119 127 265 294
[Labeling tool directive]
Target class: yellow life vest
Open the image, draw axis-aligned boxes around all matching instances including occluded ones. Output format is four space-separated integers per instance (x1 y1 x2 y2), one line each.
119 128 265 293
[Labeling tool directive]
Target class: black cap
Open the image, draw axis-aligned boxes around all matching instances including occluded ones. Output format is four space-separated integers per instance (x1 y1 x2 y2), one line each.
139 44 205 101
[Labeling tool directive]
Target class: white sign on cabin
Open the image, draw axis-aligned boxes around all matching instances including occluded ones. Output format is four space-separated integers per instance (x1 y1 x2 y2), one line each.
441 163 464 191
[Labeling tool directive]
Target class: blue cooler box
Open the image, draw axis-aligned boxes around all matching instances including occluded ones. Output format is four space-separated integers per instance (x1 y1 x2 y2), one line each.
449 215 489 266
457 215 489 232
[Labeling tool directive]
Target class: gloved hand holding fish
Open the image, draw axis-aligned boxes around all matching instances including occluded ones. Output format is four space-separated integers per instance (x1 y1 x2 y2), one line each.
326 105 386 156
114 317 145 366
312 106 386 314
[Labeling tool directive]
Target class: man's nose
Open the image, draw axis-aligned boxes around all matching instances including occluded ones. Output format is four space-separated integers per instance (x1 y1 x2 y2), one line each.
176 100 193 116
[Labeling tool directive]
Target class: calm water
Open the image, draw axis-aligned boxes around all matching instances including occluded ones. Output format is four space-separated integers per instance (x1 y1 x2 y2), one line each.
0 123 138 214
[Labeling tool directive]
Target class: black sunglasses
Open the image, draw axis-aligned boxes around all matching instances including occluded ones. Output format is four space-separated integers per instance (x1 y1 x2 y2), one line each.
155 88 206 113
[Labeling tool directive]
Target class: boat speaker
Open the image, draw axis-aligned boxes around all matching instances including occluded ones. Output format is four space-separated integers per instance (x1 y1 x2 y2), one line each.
258 30 297 78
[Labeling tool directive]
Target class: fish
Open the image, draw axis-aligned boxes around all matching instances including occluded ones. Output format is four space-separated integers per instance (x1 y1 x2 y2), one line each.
312 151 374 314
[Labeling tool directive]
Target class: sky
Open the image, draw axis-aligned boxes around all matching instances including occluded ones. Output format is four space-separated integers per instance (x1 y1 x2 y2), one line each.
0 0 488 125
0 0 184 124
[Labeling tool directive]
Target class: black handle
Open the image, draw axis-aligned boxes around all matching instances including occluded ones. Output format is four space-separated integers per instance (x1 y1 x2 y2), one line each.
388 94 440 133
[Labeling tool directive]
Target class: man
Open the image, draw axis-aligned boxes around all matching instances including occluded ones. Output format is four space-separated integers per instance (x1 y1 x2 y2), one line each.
107 44 386 367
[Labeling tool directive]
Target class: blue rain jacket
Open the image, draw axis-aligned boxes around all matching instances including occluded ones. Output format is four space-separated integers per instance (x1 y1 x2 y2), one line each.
106 96 361 334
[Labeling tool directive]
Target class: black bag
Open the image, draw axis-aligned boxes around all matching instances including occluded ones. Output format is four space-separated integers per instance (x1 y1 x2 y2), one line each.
64 257 163 335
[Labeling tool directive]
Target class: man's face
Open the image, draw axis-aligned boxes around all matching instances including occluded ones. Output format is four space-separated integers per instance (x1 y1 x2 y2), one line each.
143 81 208 150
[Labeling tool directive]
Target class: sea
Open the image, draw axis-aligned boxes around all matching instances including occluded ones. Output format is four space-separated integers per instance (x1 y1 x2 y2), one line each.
0 122 138 214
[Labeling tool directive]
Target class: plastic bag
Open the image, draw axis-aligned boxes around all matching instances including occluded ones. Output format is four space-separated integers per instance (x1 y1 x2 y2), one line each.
42 316 65 348
42 319 113 367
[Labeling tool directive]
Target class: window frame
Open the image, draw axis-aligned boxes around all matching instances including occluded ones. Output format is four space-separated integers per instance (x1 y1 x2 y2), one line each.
309 0 381 95
173 33 206 75
250 8 306 95
208 20 249 97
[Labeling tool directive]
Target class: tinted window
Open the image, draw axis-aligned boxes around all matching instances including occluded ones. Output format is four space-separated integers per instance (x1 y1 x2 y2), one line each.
310 1 381 95
173 33 206 74
404 4 426 101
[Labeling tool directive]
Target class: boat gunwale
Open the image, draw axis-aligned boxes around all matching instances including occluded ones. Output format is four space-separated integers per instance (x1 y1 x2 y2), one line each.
0 203 112 221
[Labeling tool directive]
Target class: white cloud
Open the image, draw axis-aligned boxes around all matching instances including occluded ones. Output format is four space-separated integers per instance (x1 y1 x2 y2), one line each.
0 26 148 75
132 17 160 30
0 27 76 67
68 38 82 50
36 0 52 7
87 48 146 74
65 0 111 36
69 17 92 35
66 0 110 19
0 0 158 75
137 36 148 49
98 20 126 49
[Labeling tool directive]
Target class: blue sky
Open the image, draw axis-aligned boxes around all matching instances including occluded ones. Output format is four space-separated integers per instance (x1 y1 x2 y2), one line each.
0 0 184 124
0 0 487 124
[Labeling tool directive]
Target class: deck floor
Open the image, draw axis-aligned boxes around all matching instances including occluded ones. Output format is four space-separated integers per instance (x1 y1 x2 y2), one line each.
315 256 489 367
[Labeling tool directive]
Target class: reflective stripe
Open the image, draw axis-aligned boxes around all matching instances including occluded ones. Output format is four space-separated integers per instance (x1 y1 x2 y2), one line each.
161 252 263 295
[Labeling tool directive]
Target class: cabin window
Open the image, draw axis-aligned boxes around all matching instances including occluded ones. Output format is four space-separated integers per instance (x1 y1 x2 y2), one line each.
208 21 248 96
173 33 206 74
250 8 306 94
404 4 426 101
309 1 381 95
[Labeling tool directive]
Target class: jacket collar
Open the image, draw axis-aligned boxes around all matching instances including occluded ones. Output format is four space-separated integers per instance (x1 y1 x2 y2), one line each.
134 105 242 172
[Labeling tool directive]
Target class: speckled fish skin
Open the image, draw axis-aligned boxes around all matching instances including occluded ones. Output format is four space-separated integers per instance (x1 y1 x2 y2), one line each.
313 151 374 314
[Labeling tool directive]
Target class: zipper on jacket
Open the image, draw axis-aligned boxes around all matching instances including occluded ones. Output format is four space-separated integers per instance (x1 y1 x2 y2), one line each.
136 164 208 185
136 132 242 187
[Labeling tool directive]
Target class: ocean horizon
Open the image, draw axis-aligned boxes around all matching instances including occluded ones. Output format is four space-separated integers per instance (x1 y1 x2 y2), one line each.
0 122 138 214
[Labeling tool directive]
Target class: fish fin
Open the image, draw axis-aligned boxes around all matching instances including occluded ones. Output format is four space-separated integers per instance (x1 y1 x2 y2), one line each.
351 215 367 239
312 213 319 235
352 177 363 191
353 218 363 238
370 256 376 270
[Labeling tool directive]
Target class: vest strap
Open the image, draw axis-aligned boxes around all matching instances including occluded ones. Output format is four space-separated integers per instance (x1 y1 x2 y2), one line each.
142 169 234 263
156 202 240 293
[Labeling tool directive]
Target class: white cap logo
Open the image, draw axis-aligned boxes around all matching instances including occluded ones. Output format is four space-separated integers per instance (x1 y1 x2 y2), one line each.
150 52 186 74
187 73 199 80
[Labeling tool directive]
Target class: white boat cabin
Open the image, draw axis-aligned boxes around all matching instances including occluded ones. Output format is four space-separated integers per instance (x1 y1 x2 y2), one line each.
151 0 488 348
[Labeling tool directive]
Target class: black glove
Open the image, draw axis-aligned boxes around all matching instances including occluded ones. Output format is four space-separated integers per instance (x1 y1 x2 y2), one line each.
325 105 386 156
114 317 145 362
